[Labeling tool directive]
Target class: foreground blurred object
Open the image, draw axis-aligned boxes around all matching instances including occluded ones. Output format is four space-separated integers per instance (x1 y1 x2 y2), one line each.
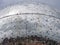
0 36 58 45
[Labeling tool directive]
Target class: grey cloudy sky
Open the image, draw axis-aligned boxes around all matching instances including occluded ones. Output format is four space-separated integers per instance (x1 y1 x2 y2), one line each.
0 0 60 10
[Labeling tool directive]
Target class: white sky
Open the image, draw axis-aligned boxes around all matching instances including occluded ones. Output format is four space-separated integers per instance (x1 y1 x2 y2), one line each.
0 0 60 10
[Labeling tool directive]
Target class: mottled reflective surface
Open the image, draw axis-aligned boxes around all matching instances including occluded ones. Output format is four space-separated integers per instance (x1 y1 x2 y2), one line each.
0 4 60 44
0 13 60 43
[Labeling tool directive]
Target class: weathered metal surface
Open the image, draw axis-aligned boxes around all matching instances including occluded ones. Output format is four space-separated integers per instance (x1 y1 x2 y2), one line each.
0 4 60 43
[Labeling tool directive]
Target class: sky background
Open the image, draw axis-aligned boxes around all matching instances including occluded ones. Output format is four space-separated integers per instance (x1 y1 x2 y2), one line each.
0 0 60 10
